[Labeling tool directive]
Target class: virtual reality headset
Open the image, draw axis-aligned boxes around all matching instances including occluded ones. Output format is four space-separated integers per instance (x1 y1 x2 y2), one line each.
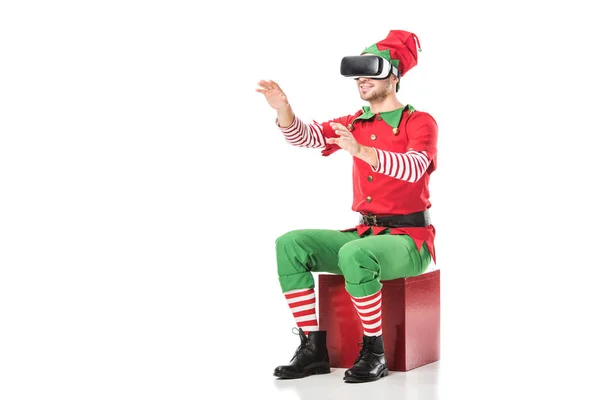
340 55 399 79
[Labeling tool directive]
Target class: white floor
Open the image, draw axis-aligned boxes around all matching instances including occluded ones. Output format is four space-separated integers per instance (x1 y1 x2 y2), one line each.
271 362 441 400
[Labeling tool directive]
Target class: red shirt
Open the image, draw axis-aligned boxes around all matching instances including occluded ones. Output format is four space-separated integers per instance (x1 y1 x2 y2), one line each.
318 106 438 263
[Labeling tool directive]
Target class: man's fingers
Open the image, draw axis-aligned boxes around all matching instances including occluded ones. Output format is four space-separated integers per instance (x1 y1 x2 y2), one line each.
257 80 270 89
257 80 275 90
265 80 280 90
257 80 286 98
330 122 351 135
271 81 282 91
255 87 276 96
326 138 339 145
331 128 352 139
335 129 352 138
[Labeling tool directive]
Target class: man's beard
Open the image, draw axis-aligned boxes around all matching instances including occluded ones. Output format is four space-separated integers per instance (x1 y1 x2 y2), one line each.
360 87 388 102
359 79 392 103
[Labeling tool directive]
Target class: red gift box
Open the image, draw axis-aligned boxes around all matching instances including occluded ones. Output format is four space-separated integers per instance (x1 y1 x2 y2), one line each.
318 269 440 371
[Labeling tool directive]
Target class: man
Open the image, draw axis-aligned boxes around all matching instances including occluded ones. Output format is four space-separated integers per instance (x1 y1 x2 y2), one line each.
256 30 438 383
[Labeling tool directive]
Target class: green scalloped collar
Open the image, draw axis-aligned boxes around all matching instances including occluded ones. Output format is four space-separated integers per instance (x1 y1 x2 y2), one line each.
354 104 415 128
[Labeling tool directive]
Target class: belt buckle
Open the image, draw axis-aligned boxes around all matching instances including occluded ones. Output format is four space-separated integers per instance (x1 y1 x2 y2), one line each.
363 214 377 226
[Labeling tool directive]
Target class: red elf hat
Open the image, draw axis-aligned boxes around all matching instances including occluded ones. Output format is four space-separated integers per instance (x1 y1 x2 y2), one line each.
362 30 422 77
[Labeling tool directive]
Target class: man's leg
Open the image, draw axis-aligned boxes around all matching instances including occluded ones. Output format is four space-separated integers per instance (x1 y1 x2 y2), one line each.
337 233 431 383
273 228 358 379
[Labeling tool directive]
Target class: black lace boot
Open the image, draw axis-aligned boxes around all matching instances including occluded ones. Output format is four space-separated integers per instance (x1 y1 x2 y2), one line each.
343 335 389 383
274 328 330 379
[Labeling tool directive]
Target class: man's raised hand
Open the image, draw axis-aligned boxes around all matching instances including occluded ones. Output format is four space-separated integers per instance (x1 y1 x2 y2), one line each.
256 80 290 110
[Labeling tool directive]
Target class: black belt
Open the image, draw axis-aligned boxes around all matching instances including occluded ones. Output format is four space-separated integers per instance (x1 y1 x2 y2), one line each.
359 210 430 228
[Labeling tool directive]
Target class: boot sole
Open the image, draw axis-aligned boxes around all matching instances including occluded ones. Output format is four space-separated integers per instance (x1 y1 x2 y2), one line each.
274 363 331 379
343 367 389 383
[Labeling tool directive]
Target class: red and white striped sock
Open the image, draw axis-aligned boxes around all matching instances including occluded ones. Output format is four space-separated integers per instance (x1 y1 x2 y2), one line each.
284 288 318 333
351 290 383 337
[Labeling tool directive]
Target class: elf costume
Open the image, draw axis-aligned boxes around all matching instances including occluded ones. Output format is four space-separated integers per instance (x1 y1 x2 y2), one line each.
272 30 438 383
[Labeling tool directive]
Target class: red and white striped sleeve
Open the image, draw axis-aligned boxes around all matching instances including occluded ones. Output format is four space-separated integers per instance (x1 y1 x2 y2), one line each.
277 116 327 148
371 149 431 182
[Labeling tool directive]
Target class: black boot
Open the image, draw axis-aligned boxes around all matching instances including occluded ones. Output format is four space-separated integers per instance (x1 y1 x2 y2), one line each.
343 335 389 383
274 328 331 379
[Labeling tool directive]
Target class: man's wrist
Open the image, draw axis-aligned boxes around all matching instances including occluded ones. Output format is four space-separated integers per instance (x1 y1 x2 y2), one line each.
357 145 378 168
276 104 294 128
277 103 294 128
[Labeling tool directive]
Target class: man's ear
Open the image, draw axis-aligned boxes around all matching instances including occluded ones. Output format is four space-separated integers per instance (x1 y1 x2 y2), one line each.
394 76 401 93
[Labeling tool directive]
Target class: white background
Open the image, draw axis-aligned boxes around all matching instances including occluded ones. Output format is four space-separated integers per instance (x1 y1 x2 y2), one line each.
1 1 599 399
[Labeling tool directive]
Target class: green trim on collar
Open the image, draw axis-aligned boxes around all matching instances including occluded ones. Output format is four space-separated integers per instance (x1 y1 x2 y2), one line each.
353 104 415 128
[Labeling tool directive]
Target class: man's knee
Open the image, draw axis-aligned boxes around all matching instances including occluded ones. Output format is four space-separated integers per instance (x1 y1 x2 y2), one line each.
338 241 377 273
275 229 309 253
275 230 315 283
275 229 316 272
